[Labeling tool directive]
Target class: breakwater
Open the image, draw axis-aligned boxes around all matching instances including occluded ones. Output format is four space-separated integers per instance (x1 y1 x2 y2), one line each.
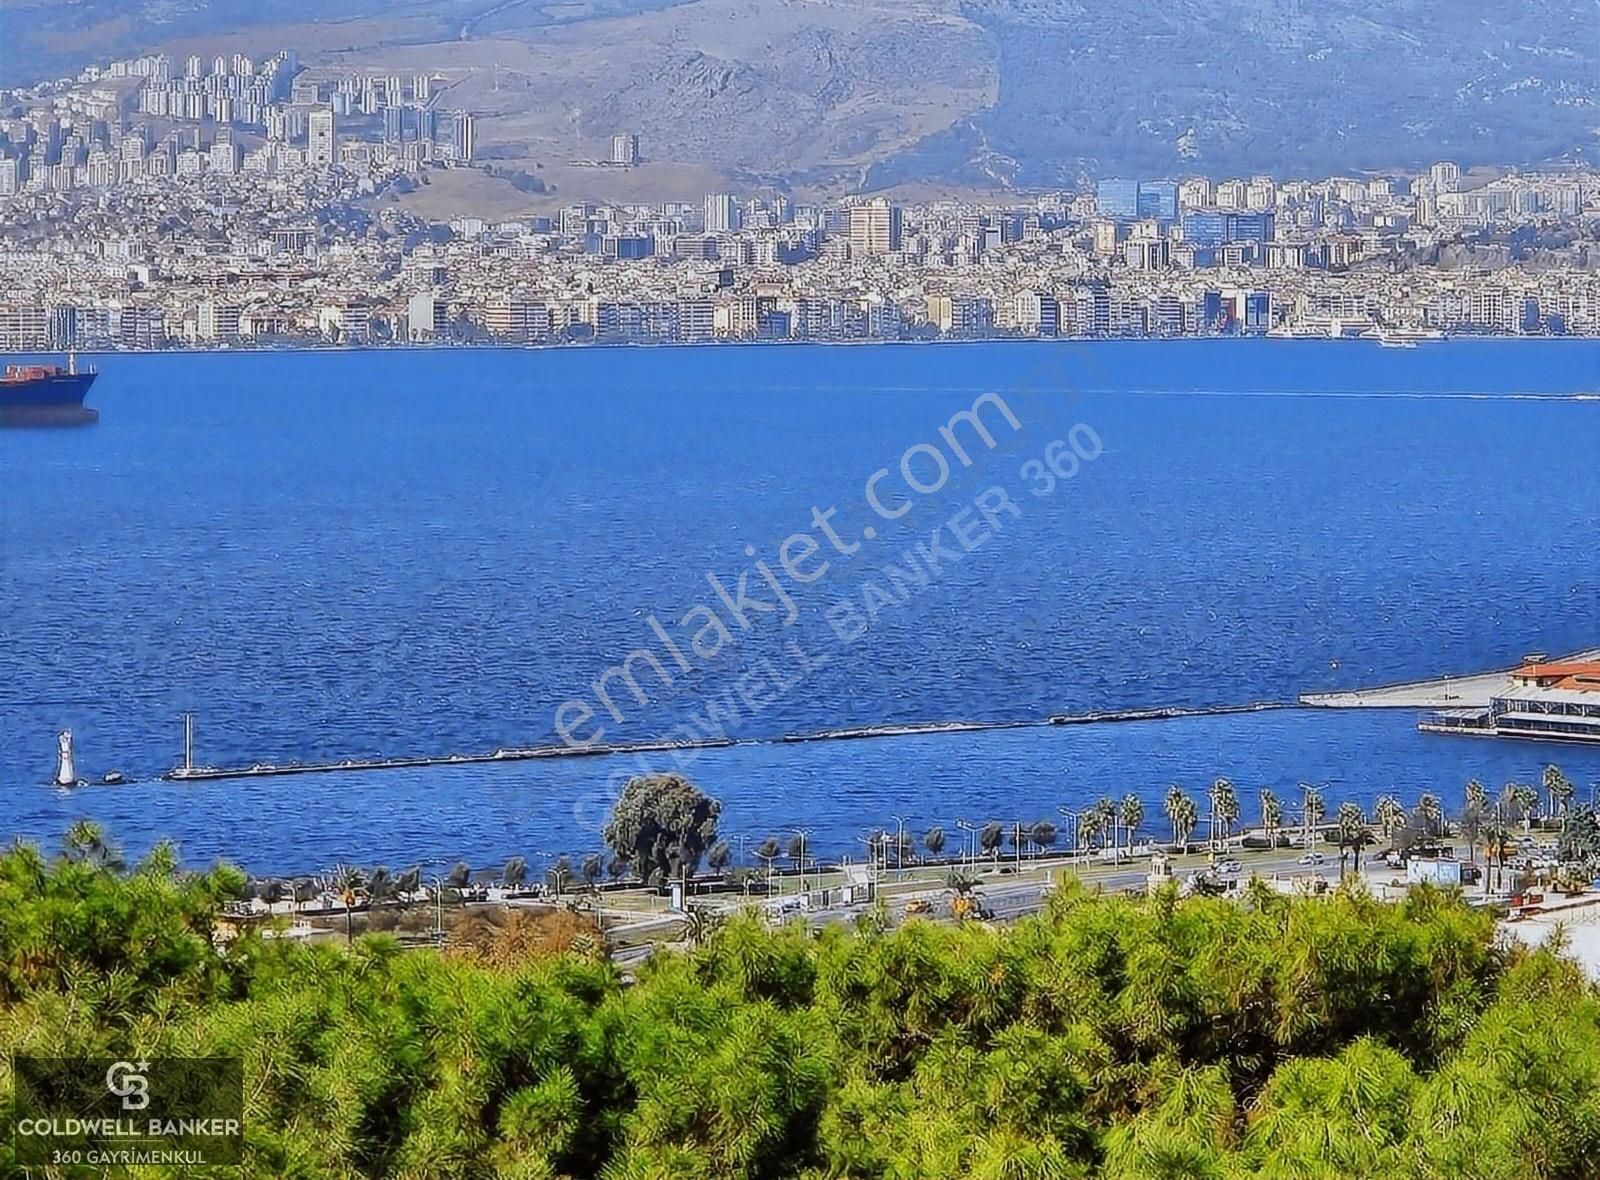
157 701 1289 785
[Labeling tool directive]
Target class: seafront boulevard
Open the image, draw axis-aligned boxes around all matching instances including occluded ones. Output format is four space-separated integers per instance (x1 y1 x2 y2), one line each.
11 817 1600 1177
230 837 1444 959
199 751 1600 968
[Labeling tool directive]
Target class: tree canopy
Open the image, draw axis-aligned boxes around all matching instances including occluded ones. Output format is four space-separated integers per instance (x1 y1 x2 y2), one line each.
601 773 722 888
4 827 1600 1178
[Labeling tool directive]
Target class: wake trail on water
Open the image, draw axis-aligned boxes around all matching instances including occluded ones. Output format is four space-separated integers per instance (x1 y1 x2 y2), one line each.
715 385 1598 401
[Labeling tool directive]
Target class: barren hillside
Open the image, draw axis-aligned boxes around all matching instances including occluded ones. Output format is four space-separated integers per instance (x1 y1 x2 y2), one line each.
5 0 1595 194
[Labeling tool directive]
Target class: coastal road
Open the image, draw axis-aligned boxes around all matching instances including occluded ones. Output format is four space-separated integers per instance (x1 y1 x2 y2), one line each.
802 848 1347 930
596 847 1356 961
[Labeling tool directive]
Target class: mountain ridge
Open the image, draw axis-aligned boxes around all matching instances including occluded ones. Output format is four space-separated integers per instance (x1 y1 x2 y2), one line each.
5 0 1595 193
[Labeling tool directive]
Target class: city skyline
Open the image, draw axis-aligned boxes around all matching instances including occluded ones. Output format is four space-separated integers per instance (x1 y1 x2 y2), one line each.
3 44 1598 353
1 129 1595 351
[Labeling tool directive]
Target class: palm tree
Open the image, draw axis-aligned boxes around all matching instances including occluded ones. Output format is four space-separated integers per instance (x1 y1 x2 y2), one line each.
871 829 897 870
548 855 572 898
1164 785 1188 845
1079 809 1104 853
1459 781 1488 862
1374 795 1406 847
576 850 601 888
329 864 365 945
501 856 528 890
1543 765 1575 820
1464 777 1488 817
1121 794 1143 853
1497 783 1522 835
1260 788 1284 848
1030 820 1058 853
895 830 915 867
1334 802 1367 878
1417 792 1444 838
923 826 946 860
1517 782 1540 827
1172 794 1199 850
1459 798 1487 865
946 869 979 895
756 837 781 890
1484 820 1513 893
1507 783 1539 832
367 865 393 907
1209 778 1239 848
1301 785 1326 849
1005 821 1030 863
881 828 902 868
393 865 421 904
1082 796 1110 850
979 821 1004 865
61 820 124 871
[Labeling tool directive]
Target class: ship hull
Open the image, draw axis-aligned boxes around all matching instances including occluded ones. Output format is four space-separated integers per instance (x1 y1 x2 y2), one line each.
0 372 98 427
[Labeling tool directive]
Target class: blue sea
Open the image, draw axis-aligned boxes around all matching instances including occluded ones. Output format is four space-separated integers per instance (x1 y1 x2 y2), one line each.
2 339 1597 876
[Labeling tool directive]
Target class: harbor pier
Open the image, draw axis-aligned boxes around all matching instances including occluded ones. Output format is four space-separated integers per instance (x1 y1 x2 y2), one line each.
1298 648 1600 711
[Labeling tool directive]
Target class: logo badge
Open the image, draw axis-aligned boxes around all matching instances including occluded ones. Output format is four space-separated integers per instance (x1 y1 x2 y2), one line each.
105 1060 151 1111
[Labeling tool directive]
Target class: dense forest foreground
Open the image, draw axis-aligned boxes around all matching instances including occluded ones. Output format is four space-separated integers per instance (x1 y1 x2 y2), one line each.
2 832 1598 1179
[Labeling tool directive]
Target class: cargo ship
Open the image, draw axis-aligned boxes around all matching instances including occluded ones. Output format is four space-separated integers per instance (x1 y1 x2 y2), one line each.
1 353 98 426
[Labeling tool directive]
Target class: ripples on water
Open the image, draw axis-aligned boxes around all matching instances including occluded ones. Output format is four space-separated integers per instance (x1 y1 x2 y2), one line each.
2 339 1596 870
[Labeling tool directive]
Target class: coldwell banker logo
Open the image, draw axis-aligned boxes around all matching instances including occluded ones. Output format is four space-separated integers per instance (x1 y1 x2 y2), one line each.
106 1060 151 1110
11 1055 244 1167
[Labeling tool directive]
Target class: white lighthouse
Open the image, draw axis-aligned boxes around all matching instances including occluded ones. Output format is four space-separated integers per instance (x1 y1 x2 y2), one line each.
55 729 77 786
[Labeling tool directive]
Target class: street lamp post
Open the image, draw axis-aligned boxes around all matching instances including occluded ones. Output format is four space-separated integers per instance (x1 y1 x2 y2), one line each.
1057 807 1083 863
955 819 980 871
424 854 464 943
792 827 814 895
858 828 882 877
891 813 909 879
1296 782 1323 852
530 847 560 902
1493 800 1505 895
